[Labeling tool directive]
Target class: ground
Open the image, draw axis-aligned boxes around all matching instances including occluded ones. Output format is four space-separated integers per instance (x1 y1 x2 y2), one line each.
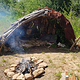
0 46 80 80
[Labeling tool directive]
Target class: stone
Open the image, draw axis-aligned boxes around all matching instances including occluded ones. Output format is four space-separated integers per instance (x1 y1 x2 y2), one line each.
17 74 25 80
25 73 33 80
38 62 47 68
10 67 15 72
12 73 20 80
7 72 15 78
36 59 43 65
33 68 45 77
4 69 11 74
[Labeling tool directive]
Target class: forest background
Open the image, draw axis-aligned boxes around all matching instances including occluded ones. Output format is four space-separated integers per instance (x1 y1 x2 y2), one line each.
0 0 80 38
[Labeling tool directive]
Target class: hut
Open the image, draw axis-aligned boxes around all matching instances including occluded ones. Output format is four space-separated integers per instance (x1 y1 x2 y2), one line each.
0 7 76 51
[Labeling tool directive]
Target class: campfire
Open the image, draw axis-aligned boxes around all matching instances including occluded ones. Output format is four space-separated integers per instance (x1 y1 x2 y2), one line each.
4 57 47 80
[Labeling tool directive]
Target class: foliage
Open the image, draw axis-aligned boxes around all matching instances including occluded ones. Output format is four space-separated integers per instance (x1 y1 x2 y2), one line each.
0 0 80 38
62 4 80 38
71 0 80 17
0 0 72 19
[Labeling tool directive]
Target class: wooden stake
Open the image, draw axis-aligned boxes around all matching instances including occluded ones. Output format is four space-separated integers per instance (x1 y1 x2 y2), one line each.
70 36 80 50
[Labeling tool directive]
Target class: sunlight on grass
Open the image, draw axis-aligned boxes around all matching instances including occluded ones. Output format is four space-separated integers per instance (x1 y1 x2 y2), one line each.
2 59 6 62
49 59 53 63
55 72 62 80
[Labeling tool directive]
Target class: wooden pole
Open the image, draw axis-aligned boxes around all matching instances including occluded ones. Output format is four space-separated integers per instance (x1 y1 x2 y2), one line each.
70 36 80 50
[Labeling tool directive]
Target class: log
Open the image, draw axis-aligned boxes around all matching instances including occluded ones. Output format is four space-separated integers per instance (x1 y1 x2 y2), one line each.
70 36 80 50
33 68 45 77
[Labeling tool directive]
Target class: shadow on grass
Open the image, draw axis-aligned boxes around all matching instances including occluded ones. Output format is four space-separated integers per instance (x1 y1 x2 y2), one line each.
0 46 80 56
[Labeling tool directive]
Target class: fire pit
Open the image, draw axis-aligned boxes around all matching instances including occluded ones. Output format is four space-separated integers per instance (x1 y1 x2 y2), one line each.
4 57 47 80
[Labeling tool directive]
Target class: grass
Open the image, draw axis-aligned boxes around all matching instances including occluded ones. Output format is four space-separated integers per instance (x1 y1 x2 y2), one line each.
72 56 77 60
49 59 53 63
77 69 80 72
48 64 56 68
56 64 62 68
0 63 3 66
55 72 62 80
42 52 45 54
77 64 80 67
61 56 66 64
77 76 80 80
2 59 6 62
62 60 66 64
47 55 50 58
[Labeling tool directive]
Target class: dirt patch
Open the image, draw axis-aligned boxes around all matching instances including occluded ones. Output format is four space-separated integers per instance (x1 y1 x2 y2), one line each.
0 47 80 80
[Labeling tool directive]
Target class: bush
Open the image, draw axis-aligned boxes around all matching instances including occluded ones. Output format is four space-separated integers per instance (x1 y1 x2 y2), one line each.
62 4 80 38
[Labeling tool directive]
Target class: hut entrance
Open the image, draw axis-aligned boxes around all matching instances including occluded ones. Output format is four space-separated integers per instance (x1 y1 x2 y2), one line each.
15 16 69 48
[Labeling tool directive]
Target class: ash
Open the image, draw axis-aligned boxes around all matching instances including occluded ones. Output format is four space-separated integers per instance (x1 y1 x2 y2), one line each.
15 58 37 75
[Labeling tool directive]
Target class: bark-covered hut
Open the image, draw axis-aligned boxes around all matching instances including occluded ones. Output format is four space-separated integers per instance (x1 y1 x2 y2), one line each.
0 7 76 51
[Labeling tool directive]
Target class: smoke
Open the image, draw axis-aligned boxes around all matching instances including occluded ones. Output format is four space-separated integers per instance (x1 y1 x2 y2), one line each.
17 0 20 2
0 3 25 53
5 27 25 53
0 3 16 35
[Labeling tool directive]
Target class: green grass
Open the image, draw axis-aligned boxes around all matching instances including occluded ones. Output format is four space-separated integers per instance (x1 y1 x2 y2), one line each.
0 63 3 66
47 55 50 58
55 72 62 80
48 64 56 68
42 52 45 54
49 59 53 63
72 56 77 60
2 59 6 62
63 7 80 38
77 64 80 67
